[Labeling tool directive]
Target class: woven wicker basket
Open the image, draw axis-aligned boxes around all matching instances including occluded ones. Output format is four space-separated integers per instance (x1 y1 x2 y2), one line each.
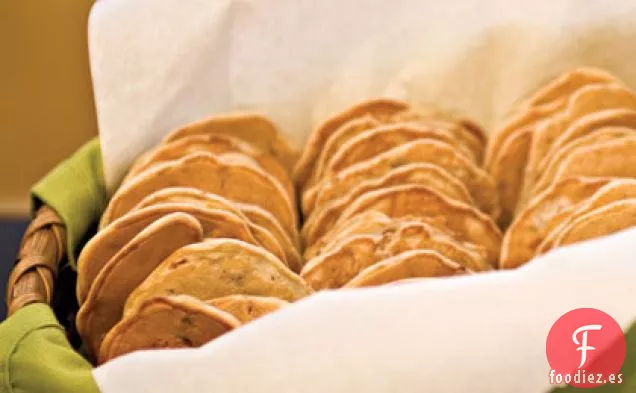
6 206 65 315
5 206 82 346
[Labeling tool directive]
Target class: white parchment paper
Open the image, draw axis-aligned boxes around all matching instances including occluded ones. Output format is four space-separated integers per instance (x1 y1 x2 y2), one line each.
88 1 636 391
89 0 636 192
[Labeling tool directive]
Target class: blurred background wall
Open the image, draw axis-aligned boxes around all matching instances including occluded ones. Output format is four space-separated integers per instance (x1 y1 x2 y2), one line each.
1 0 97 216
0 0 97 316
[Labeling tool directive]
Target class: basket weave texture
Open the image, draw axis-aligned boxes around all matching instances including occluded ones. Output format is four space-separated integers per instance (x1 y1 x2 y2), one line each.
6 206 66 317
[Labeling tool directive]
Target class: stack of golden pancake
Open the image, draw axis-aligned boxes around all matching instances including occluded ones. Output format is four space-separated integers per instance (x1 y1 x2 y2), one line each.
75 68 636 363
75 113 313 364
487 67 636 269
295 99 500 290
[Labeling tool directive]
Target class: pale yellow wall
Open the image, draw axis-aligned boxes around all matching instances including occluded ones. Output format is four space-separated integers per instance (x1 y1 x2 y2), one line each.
0 0 98 217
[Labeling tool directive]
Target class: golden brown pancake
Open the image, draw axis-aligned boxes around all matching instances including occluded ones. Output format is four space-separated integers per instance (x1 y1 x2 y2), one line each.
343 249 469 288
294 98 410 190
543 199 636 252
500 177 611 269
100 152 297 238
540 108 636 173
327 184 502 266
522 67 618 108
124 134 295 200
318 122 476 181
301 164 474 247
303 162 472 221
304 211 487 264
98 295 240 364
77 213 203 357
489 127 533 228
485 105 550 171
304 211 396 260
307 109 483 188
132 187 303 272
78 203 288 303
485 68 617 217
550 137 636 187
537 179 636 255
391 110 485 162
304 139 499 220
309 115 382 187
162 112 299 171
531 127 636 197
520 83 636 208
207 295 287 323
301 220 489 290
124 239 313 313
484 65 616 171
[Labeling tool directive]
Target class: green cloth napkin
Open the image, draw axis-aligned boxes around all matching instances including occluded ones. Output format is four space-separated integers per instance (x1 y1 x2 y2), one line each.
31 137 108 268
0 138 104 393
0 304 98 393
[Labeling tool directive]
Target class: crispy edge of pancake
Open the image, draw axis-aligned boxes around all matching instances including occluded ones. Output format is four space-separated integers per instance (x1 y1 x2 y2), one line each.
531 127 636 197
536 180 636 255
305 139 500 221
76 213 203 357
500 176 612 269
98 295 240 364
521 83 636 207
320 122 476 181
485 99 565 171
309 111 484 190
79 203 283 303
308 213 489 264
303 211 394 260
301 223 488 290
343 249 469 288
328 184 502 266
101 152 298 237
523 67 619 108
124 134 295 201
539 108 636 174
134 186 301 250
550 137 636 188
392 110 485 162
294 98 410 190
301 163 475 244
206 295 288 323
124 238 313 313
310 114 382 189
130 203 290 266
131 187 302 272
486 66 618 171
489 127 533 228
162 112 299 171
550 199 636 249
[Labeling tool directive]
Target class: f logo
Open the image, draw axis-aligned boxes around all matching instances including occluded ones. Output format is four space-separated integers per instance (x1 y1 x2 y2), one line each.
546 309 626 388
572 324 602 368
